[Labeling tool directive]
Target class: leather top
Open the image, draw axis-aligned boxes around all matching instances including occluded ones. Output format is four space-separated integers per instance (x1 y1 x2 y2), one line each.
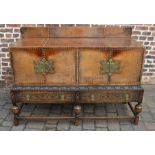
10 37 143 49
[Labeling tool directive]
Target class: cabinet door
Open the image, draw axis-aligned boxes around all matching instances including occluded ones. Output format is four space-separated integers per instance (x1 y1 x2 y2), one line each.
79 49 109 85
46 49 76 85
11 49 44 85
79 48 144 86
110 49 144 85
11 49 76 85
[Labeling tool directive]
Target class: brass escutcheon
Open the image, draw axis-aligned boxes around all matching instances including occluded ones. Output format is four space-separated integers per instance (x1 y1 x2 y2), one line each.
34 58 54 75
100 60 120 74
125 94 129 101
59 94 65 101
90 94 95 101
26 94 31 101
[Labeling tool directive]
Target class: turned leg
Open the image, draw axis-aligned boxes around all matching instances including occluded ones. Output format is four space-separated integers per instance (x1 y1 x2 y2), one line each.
134 102 142 125
10 91 16 106
73 105 81 126
12 106 20 126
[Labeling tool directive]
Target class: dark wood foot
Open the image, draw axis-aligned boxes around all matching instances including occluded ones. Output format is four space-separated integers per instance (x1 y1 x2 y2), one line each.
134 103 142 125
12 106 20 126
134 116 139 125
14 116 19 126
73 105 81 126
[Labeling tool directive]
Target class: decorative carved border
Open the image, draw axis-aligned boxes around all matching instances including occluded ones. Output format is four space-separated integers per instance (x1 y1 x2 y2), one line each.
11 85 144 91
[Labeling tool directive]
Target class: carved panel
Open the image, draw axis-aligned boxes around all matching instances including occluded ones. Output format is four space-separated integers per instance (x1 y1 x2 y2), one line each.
16 92 75 103
14 88 143 104
79 91 143 103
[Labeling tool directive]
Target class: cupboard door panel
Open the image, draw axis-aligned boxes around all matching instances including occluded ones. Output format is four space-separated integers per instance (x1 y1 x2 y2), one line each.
110 49 144 85
79 48 144 86
11 49 44 85
79 49 109 85
46 49 76 85
11 49 76 85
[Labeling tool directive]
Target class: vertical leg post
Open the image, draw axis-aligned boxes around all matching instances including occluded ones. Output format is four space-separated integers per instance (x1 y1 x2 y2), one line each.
73 105 81 126
134 102 142 125
12 106 20 126
11 91 20 126
10 91 16 106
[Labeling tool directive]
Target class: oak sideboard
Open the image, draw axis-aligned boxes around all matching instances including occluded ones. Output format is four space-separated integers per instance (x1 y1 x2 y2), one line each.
9 27 145 126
